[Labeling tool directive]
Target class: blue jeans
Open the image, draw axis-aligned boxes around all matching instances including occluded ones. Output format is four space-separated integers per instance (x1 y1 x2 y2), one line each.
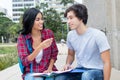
24 73 54 80
55 69 103 80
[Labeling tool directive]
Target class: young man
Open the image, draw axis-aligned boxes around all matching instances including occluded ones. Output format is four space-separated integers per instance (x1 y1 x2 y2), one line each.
55 4 111 80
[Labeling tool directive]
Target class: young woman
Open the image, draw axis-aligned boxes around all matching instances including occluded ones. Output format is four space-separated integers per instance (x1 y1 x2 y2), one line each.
17 8 58 80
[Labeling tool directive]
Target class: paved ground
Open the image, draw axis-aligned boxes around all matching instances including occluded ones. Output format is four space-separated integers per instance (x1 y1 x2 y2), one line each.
0 44 120 80
0 43 16 47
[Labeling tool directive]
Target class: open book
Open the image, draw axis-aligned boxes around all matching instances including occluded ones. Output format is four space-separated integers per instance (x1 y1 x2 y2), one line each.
31 69 72 77
31 68 86 77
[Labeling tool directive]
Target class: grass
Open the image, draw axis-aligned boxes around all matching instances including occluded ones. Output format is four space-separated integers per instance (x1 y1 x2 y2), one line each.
0 46 18 71
0 47 17 54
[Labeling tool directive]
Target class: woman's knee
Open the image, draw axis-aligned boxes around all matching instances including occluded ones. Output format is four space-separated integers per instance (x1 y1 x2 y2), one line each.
24 73 44 80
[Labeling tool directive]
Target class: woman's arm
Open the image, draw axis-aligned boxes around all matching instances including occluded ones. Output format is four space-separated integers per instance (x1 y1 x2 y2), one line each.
27 38 53 61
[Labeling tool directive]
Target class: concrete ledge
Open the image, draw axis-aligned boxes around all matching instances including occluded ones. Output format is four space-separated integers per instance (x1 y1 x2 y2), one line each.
110 68 120 80
0 64 22 80
0 44 120 80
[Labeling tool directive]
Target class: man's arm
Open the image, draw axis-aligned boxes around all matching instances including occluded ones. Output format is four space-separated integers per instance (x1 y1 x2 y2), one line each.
64 48 75 70
101 50 111 80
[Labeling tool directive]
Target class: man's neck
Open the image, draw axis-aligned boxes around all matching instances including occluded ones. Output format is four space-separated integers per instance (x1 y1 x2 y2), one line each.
76 24 87 35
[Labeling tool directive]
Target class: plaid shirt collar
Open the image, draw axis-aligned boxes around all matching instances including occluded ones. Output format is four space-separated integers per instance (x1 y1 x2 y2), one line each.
24 30 46 41
24 33 31 39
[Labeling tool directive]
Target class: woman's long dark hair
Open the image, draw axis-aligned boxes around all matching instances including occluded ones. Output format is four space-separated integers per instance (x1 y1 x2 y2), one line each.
20 8 45 35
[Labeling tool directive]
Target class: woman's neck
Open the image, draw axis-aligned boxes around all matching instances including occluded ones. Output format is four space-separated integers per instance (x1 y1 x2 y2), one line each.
31 30 42 49
31 30 41 39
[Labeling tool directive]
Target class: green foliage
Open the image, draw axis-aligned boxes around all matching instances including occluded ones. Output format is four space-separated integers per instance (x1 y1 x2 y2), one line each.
0 17 12 34
0 0 74 43
38 3 48 10
0 46 17 54
43 8 63 33
9 23 22 42
60 0 74 6
0 46 18 70
0 53 18 70
38 2 67 41
54 30 67 42
0 12 5 17
0 13 15 43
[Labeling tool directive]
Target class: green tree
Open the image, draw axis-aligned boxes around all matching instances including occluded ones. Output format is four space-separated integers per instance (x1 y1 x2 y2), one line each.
37 3 64 41
0 12 5 17
60 0 74 6
44 8 64 41
8 23 21 42
0 14 13 43
43 8 62 33
59 0 74 40
38 3 48 11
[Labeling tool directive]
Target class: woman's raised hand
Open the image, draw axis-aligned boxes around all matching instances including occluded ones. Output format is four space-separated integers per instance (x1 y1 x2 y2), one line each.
40 38 53 49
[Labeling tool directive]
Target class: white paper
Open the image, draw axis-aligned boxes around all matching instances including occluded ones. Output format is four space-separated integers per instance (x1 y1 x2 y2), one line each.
31 69 72 77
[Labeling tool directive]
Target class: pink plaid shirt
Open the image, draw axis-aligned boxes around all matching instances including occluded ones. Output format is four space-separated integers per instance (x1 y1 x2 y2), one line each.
17 29 58 78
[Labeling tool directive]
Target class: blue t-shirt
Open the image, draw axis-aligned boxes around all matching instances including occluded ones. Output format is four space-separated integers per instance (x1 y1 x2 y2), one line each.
67 27 110 69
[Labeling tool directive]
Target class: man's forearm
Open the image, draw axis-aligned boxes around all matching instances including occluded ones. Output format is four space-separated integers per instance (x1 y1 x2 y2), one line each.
66 54 74 65
103 63 111 80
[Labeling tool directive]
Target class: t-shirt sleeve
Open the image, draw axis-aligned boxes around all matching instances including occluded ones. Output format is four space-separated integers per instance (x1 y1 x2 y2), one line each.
66 32 74 50
95 31 110 53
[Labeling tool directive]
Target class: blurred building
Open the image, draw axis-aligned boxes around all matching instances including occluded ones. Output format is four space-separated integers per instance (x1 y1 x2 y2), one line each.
41 0 72 13
0 7 7 16
12 0 81 23
0 7 12 19
12 0 40 23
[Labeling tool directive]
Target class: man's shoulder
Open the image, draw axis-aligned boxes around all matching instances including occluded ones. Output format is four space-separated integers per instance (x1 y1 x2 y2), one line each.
89 27 105 36
68 30 76 36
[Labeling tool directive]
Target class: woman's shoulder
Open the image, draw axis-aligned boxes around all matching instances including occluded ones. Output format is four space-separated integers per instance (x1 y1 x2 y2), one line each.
41 29 54 39
42 28 53 34
17 33 31 41
43 28 53 32
18 34 23 39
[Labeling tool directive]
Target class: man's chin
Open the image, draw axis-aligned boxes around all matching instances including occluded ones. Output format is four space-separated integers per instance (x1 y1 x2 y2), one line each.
70 27 75 30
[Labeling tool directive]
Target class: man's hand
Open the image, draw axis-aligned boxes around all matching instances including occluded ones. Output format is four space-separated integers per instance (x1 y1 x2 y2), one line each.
63 64 72 71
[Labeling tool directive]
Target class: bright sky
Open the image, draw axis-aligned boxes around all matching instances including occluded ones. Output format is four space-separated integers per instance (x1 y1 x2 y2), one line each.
75 0 82 3
0 0 12 16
